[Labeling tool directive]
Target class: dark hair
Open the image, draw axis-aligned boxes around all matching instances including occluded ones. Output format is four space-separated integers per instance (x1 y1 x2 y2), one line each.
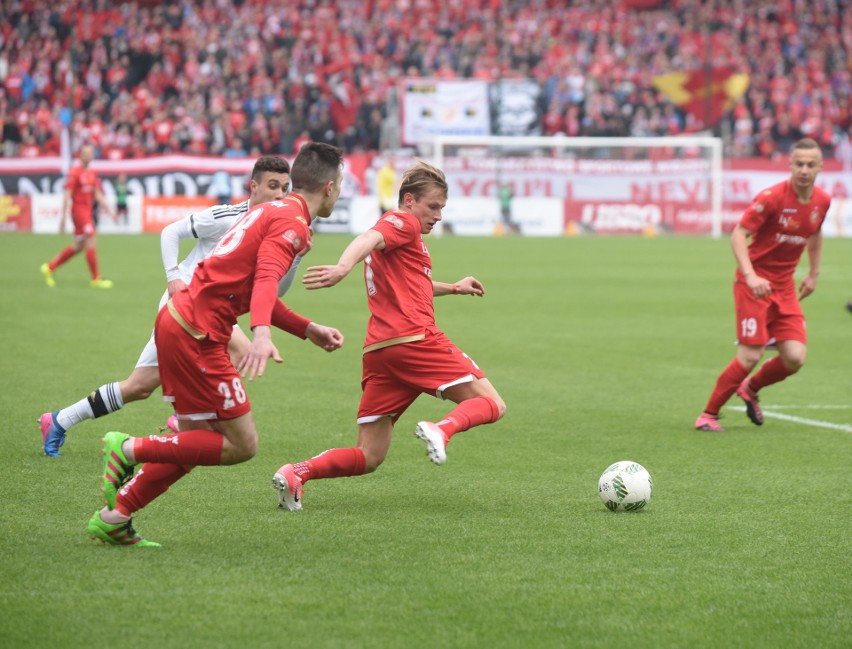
251 155 290 181
290 142 344 193
398 161 448 204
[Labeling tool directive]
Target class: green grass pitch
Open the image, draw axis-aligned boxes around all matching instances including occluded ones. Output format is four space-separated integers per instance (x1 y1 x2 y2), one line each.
1 232 850 648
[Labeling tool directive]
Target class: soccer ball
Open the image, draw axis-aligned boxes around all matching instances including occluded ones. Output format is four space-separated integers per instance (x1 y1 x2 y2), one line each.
598 461 652 512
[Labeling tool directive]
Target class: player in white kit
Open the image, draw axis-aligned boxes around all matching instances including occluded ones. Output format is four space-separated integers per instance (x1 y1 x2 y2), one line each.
38 156 298 457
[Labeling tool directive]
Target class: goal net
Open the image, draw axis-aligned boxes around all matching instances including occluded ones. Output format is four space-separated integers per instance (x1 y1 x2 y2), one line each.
431 135 723 237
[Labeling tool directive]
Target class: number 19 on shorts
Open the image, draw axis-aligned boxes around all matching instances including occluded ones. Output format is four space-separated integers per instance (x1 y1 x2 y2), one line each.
740 317 757 339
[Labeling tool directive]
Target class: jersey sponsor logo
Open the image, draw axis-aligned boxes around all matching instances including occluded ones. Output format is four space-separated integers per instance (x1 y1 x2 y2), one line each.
383 214 404 229
782 208 797 213
775 233 807 245
778 214 798 230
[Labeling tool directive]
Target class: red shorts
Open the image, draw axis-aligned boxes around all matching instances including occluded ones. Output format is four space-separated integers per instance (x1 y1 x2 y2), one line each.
733 278 806 346
357 328 486 423
154 306 251 421
71 211 95 237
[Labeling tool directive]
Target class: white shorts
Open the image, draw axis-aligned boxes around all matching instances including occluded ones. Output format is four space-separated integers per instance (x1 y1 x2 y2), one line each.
135 289 170 368
135 331 159 368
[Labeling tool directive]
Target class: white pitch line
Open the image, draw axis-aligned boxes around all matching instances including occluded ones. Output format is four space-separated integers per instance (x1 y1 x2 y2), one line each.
728 406 852 433
755 405 852 410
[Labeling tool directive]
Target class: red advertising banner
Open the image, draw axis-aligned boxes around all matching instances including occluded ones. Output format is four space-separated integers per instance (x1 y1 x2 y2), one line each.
142 196 217 233
564 198 748 235
0 194 32 232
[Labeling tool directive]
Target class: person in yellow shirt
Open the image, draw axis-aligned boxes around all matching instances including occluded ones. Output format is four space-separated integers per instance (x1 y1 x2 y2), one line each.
376 154 397 216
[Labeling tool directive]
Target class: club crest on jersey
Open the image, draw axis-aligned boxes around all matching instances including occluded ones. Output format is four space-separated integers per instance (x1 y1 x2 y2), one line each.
809 208 820 223
754 203 764 213
282 229 302 249
383 214 404 229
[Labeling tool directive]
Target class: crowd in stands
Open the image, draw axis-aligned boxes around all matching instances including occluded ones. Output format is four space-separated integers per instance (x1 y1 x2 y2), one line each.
1 0 850 161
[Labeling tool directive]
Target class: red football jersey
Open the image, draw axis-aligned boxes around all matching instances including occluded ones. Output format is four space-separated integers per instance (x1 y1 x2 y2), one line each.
738 180 830 284
65 165 101 219
171 195 312 343
362 210 436 348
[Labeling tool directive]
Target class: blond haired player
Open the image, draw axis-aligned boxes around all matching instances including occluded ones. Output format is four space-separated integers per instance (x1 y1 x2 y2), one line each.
273 161 506 511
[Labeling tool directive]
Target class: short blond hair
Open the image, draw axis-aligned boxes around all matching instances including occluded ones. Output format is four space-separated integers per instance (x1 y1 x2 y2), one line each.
398 162 448 205
792 138 821 152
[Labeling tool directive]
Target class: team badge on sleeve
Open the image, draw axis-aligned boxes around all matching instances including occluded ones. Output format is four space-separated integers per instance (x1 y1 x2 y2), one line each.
383 214 405 229
282 229 303 250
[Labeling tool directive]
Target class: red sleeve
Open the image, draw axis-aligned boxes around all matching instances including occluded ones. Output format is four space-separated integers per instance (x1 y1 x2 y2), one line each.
371 211 418 251
739 187 778 232
270 300 311 339
249 269 282 330
249 219 310 330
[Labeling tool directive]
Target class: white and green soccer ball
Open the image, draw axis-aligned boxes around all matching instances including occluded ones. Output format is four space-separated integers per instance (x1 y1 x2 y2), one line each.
598 461 652 512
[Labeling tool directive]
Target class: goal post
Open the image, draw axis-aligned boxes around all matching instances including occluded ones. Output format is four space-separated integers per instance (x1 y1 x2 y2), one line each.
432 135 724 237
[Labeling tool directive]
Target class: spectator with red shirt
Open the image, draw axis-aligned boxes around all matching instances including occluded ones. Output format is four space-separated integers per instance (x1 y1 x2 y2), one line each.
695 138 831 433
40 144 116 289
1 1 851 158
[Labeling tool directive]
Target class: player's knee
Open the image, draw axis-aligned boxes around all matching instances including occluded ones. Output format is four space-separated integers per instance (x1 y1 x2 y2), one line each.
782 352 806 372
232 439 257 463
122 371 160 402
736 348 762 371
491 395 507 420
125 384 154 401
362 452 385 474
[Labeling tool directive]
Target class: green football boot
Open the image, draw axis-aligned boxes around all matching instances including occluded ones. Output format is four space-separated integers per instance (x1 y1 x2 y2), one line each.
101 432 134 509
87 511 160 548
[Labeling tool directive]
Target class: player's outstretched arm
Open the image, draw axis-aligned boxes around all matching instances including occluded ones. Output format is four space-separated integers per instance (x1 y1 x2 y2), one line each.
305 322 344 352
433 276 485 297
302 230 385 290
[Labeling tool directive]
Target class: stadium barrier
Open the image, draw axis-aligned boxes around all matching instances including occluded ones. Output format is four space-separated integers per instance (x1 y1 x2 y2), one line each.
1 156 850 236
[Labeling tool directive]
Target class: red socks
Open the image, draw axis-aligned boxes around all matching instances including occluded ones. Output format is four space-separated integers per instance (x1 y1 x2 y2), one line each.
132 431 224 465
436 396 500 441
85 248 100 279
299 447 366 484
704 358 750 415
50 245 77 269
749 355 797 391
46 246 100 278
289 397 502 487
115 462 191 516
705 355 800 416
